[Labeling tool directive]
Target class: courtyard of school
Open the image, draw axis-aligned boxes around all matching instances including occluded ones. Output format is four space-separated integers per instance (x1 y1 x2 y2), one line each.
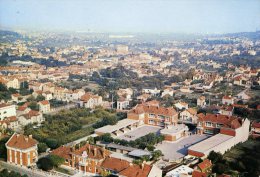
156 134 210 161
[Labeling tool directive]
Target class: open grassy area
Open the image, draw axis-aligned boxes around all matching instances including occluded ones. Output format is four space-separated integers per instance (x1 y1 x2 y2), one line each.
24 108 118 148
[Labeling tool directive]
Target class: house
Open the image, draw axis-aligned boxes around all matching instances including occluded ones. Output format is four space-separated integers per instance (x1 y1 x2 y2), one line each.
0 77 20 89
52 144 110 175
0 103 16 121
137 94 151 102
222 96 234 105
17 105 31 117
117 88 133 101
174 102 188 110
219 106 233 116
195 159 212 173
42 91 53 100
196 114 242 135
5 133 38 167
236 91 250 102
11 93 23 103
128 104 178 127
161 88 174 97
38 100 51 113
142 88 161 96
100 156 162 177
18 110 44 126
117 97 130 110
0 116 19 130
180 87 193 93
233 75 250 87
197 96 206 107
160 124 189 142
80 93 103 109
179 108 198 124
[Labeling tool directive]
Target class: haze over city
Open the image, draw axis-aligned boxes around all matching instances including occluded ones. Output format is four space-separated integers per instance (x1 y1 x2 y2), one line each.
0 0 260 33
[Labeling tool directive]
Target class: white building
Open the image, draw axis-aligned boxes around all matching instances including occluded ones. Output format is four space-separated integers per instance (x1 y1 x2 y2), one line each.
0 103 16 121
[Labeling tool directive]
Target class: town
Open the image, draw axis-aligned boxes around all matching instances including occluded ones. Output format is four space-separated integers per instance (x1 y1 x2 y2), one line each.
0 29 259 177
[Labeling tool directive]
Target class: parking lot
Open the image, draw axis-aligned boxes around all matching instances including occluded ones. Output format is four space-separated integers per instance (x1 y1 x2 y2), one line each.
156 134 210 161
117 125 162 141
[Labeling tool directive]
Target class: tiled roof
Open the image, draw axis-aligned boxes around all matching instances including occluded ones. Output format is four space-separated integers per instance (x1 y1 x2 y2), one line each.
101 157 152 177
101 157 129 172
130 104 177 116
252 121 260 128
0 103 10 108
222 96 233 100
186 108 197 115
198 114 242 129
0 116 18 125
39 100 49 105
71 144 110 160
119 163 152 177
51 146 72 160
192 170 207 177
198 159 212 171
6 133 38 149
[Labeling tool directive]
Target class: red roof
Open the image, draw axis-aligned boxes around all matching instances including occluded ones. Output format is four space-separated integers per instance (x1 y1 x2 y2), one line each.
198 159 212 171
192 170 207 177
129 104 177 116
39 100 49 105
198 114 242 129
6 133 38 149
222 96 233 100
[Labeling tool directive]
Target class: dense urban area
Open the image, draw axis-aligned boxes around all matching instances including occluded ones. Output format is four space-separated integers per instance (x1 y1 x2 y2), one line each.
0 30 260 177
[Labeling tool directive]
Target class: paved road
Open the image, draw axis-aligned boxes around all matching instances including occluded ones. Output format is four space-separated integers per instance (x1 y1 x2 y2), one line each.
0 161 69 177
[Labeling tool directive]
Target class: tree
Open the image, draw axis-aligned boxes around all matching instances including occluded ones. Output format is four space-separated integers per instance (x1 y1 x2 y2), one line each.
208 151 223 163
37 157 53 171
36 95 45 102
45 138 59 149
20 81 29 90
48 154 65 167
0 137 9 160
212 163 226 174
28 102 39 111
38 142 48 153
152 150 163 161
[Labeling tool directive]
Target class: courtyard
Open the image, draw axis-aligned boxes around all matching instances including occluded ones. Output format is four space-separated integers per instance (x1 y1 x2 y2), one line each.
156 134 210 161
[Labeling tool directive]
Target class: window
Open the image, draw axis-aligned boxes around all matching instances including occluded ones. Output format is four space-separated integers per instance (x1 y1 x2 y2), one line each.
149 120 154 125
216 123 223 128
205 122 212 127
149 114 155 118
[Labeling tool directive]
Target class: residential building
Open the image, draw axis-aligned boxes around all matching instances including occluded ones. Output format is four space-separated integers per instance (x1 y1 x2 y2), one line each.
195 159 212 174
5 133 38 167
101 156 162 177
18 110 44 126
196 114 242 135
0 103 16 121
38 100 51 113
0 116 19 130
80 93 103 109
179 108 198 124
222 96 234 105
174 102 188 110
117 97 129 110
166 165 193 177
128 104 178 127
197 96 206 107
251 121 260 137
52 144 110 175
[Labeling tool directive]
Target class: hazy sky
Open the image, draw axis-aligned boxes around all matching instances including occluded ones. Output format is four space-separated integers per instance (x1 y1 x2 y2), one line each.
0 0 260 34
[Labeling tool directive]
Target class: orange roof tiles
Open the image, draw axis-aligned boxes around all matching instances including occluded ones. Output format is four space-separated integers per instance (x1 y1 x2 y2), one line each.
130 104 177 116
39 100 49 105
198 159 212 171
198 114 242 129
6 133 38 149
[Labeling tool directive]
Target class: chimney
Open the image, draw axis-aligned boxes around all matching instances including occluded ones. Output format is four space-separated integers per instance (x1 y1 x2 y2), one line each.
94 148 97 157
25 137 28 142
141 163 145 170
29 135 33 139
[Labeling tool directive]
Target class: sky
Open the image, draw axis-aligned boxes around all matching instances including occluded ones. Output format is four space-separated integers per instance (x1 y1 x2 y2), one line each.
0 0 260 34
